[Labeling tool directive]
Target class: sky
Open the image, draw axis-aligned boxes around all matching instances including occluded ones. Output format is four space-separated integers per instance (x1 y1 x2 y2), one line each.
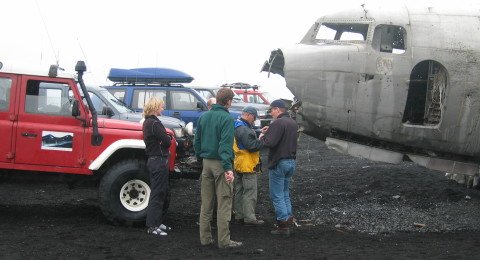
1 0 477 100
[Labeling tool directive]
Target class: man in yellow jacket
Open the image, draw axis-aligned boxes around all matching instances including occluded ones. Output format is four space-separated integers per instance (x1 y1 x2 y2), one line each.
232 106 265 225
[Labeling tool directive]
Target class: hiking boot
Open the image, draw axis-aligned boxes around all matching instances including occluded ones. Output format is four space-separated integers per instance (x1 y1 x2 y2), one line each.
147 226 167 237
287 216 296 233
287 216 297 227
201 238 215 246
219 240 243 249
271 221 290 237
244 219 265 226
231 219 244 225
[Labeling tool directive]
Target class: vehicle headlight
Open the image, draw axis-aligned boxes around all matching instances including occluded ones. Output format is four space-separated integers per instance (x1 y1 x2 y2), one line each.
173 127 184 138
184 122 194 136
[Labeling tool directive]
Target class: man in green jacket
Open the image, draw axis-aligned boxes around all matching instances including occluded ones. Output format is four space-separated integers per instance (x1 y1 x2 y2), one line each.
194 87 243 249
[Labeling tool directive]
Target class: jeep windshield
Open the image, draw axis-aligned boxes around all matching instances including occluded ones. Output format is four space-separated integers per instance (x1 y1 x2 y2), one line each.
98 89 133 114
232 93 244 103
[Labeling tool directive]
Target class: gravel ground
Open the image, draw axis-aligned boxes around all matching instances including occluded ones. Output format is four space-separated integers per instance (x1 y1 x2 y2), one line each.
293 135 480 234
0 134 480 258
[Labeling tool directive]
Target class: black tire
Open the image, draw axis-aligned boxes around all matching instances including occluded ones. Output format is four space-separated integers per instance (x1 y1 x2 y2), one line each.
99 159 150 226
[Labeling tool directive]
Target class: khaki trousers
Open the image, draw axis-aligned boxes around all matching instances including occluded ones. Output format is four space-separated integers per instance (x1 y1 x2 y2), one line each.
233 173 258 221
199 159 233 247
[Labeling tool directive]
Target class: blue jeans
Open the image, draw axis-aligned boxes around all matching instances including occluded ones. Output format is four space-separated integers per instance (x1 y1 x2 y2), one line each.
269 159 296 221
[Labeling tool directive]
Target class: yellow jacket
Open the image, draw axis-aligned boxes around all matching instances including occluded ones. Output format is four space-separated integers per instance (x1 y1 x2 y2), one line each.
233 119 262 173
234 138 260 173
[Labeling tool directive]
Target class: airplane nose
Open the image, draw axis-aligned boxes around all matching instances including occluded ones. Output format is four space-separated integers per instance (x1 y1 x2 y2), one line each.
261 49 285 77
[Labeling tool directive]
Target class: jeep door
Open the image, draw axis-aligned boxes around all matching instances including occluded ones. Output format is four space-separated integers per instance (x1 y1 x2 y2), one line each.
166 90 206 127
0 74 17 166
14 76 86 169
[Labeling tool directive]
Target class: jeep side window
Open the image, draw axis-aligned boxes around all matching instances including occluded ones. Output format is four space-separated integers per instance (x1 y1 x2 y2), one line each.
0 77 12 111
132 89 166 110
171 91 197 110
25 81 72 116
196 90 213 100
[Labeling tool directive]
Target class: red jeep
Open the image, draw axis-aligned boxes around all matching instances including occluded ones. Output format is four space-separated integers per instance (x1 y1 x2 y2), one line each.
0 61 199 225
226 82 273 105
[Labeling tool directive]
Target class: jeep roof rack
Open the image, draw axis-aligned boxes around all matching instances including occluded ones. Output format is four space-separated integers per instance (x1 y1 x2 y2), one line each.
108 68 194 85
222 82 259 90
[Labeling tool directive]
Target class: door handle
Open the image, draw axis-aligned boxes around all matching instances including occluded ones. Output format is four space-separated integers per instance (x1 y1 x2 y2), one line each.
21 132 37 137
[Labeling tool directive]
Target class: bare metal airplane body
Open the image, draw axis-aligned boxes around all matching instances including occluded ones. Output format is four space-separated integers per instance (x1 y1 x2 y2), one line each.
262 4 480 181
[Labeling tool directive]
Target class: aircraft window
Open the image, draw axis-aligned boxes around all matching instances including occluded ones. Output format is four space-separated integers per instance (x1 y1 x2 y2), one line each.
373 25 406 54
0 77 12 111
402 60 447 126
316 23 369 41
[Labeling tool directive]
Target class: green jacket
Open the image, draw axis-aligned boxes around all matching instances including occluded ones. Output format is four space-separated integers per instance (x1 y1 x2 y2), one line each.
194 104 235 171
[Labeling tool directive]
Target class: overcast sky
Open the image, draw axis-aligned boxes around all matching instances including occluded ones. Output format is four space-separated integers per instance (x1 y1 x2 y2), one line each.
2 0 477 100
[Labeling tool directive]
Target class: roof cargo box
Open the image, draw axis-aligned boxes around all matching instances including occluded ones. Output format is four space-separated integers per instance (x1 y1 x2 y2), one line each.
108 68 194 84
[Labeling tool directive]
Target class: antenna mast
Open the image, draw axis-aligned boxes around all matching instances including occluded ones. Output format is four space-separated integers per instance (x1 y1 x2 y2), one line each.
35 0 60 65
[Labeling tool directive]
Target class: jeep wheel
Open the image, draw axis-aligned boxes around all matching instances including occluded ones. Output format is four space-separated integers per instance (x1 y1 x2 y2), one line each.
99 159 150 226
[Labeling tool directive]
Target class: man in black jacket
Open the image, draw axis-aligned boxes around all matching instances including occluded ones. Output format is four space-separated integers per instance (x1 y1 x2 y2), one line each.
260 99 298 236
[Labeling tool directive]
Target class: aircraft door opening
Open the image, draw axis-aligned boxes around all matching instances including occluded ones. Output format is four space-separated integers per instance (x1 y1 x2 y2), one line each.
402 60 447 126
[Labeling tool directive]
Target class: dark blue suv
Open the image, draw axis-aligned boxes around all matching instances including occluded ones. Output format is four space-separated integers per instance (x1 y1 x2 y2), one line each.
103 68 241 127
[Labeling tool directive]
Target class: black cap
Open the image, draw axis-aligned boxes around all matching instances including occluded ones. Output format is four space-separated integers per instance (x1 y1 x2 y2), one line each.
269 99 286 109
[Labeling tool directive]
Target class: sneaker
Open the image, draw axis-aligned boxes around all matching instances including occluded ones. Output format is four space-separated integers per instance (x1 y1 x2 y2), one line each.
159 224 172 231
147 227 167 236
219 240 243 249
244 219 265 226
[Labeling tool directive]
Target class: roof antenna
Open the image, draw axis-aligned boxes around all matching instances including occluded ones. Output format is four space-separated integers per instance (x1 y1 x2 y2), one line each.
35 0 60 66
361 4 368 19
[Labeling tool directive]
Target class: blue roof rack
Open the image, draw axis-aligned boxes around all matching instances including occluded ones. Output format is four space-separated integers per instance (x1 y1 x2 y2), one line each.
108 68 194 84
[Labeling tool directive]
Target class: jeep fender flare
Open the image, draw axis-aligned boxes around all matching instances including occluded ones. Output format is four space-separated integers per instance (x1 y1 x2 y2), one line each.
89 139 145 171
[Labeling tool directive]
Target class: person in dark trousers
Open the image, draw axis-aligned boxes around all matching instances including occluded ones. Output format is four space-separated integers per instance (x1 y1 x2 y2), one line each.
232 106 264 226
143 96 172 237
260 99 298 236
194 87 243 249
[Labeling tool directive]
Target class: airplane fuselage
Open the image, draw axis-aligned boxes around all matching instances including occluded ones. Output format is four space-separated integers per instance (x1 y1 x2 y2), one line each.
265 5 480 161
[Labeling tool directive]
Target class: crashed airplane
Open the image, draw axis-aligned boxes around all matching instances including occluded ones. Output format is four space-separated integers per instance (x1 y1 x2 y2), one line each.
262 4 480 185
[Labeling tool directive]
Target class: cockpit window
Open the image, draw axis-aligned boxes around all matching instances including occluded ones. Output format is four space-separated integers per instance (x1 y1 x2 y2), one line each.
372 25 406 54
315 23 369 41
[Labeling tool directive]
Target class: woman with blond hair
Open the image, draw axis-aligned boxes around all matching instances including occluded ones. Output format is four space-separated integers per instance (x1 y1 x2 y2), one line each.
142 96 172 237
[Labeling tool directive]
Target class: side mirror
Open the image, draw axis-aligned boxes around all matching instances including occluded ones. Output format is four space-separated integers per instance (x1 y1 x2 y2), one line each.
72 100 80 117
197 101 207 111
102 106 115 117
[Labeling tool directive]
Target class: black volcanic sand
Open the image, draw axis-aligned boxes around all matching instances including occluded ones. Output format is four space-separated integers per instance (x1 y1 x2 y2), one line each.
1 134 479 259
